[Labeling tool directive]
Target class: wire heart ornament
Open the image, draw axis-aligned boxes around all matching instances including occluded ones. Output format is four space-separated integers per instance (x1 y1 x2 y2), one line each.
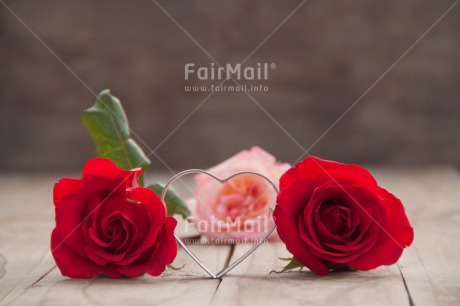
161 169 279 279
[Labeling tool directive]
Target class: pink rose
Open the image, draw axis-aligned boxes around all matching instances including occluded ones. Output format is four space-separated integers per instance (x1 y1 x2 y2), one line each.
192 146 290 243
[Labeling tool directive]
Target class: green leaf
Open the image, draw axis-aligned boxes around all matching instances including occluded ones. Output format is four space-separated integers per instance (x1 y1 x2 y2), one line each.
83 90 151 185
282 258 304 271
148 183 191 219
167 264 185 271
278 257 294 262
270 257 304 274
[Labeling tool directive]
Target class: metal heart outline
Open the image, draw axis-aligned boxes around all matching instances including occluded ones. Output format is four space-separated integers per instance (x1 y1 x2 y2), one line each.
161 169 279 279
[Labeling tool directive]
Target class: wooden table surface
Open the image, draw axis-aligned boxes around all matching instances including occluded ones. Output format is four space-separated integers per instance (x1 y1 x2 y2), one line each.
0 168 459 306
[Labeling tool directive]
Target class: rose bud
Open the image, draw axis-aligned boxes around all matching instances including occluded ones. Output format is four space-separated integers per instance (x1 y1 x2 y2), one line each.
274 156 414 275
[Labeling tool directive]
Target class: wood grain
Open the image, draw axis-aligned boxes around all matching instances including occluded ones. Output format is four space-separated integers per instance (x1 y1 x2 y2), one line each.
0 168 459 305
213 242 410 306
10 245 230 306
0 174 57 305
374 168 460 306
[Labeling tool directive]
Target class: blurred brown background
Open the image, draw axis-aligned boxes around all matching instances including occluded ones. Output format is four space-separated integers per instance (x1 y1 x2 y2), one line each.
0 0 459 172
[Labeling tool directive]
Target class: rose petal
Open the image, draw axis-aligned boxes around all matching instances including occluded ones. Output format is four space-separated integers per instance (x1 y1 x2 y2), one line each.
126 187 166 227
51 228 121 278
83 157 142 188
280 157 380 194
53 178 81 204
347 188 414 270
274 179 329 275
54 195 88 258
114 188 166 265
83 195 154 265
115 217 177 277
301 184 381 262
279 157 343 191
328 165 379 192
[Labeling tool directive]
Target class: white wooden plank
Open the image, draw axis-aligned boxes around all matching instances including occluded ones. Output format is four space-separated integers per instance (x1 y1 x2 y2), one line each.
11 244 230 306
374 167 460 306
213 242 410 306
2 168 460 306
0 174 57 305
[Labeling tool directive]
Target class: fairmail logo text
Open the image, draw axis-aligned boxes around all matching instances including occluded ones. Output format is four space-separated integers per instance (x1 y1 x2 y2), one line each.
184 62 275 81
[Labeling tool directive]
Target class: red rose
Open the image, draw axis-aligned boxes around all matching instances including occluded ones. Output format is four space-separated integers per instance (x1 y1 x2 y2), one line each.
51 158 177 278
273 157 413 275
